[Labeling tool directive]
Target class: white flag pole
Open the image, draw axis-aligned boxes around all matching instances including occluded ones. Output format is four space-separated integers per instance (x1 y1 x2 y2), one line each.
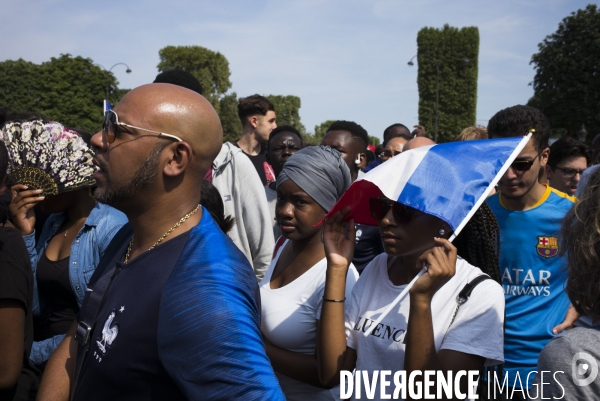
362 134 532 337
448 133 532 241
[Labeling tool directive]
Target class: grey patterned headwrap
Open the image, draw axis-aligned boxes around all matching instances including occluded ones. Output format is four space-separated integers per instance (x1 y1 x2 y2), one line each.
277 145 352 212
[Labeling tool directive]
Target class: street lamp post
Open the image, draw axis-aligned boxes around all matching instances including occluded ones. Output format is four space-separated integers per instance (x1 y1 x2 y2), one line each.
96 63 132 101
408 54 469 143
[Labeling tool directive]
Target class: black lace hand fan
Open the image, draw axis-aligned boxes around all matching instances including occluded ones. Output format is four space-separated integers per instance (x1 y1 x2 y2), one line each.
1 120 97 196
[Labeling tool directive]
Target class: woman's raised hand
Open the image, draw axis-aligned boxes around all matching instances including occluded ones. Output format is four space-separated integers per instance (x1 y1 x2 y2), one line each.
409 237 457 304
10 184 44 236
323 206 355 271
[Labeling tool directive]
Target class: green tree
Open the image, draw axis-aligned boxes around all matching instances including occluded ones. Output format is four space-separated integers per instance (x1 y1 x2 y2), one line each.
219 92 241 143
157 45 232 114
0 59 42 115
369 136 380 147
0 54 120 132
266 95 306 134
528 4 600 139
416 25 479 143
313 120 336 144
39 55 110 132
157 45 241 142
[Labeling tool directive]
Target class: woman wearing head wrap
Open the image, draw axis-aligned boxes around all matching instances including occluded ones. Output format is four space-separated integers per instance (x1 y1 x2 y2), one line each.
260 146 359 400
4 120 128 368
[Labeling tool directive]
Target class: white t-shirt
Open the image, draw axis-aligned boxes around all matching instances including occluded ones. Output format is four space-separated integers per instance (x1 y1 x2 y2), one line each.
346 254 505 400
260 240 359 401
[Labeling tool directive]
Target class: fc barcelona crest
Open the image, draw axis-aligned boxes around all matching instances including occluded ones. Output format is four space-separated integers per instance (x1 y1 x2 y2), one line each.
536 236 559 258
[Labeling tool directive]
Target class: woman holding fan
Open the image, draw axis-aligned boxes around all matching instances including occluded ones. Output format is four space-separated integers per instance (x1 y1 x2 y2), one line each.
3 120 127 368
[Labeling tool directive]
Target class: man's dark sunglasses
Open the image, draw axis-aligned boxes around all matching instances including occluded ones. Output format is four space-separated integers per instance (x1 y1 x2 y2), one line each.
380 149 401 159
369 198 415 224
510 153 542 172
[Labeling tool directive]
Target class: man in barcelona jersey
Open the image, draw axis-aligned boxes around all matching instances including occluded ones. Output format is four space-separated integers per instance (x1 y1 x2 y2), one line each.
487 105 575 400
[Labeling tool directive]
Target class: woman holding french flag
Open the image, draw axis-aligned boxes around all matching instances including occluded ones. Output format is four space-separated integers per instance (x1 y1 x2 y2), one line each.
316 136 531 399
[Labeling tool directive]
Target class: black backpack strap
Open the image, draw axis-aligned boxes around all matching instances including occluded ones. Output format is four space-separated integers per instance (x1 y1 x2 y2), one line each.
448 274 505 400
448 275 491 330
458 275 491 301
70 224 133 400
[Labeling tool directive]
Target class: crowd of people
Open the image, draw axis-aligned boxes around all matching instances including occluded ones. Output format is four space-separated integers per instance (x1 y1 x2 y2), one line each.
0 69 598 401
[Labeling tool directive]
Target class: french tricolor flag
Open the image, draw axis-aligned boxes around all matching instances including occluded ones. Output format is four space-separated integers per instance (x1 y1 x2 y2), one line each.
327 135 531 337
327 135 531 240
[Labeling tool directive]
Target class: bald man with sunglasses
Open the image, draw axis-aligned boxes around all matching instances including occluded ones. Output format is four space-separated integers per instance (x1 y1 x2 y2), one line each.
37 84 284 401
485 105 576 400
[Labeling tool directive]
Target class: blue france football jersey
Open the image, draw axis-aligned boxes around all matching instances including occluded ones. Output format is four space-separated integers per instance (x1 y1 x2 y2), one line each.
487 185 575 389
73 208 284 400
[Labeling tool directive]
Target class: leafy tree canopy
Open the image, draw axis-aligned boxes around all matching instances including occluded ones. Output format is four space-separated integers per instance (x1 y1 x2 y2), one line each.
0 54 123 133
529 4 600 139
0 59 40 116
312 120 336 144
157 45 232 114
267 95 306 135
220 92 241 143
0 47 309 145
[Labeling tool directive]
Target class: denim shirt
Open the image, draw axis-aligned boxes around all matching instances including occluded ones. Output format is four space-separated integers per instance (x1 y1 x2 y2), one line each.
23 202 128 365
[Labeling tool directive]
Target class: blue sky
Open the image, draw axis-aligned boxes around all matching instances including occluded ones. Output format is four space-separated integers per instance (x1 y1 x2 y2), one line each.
0 0 594 140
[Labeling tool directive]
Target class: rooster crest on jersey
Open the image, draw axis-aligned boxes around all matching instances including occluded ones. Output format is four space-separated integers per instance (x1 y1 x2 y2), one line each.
536 236 558 258
96 309 119 358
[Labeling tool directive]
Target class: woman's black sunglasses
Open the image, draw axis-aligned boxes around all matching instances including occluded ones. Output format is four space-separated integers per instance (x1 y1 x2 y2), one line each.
369 198 415 224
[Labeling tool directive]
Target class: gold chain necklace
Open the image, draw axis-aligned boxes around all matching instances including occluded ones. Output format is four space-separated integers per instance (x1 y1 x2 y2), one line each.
124 204 200 264
64 217 87 237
